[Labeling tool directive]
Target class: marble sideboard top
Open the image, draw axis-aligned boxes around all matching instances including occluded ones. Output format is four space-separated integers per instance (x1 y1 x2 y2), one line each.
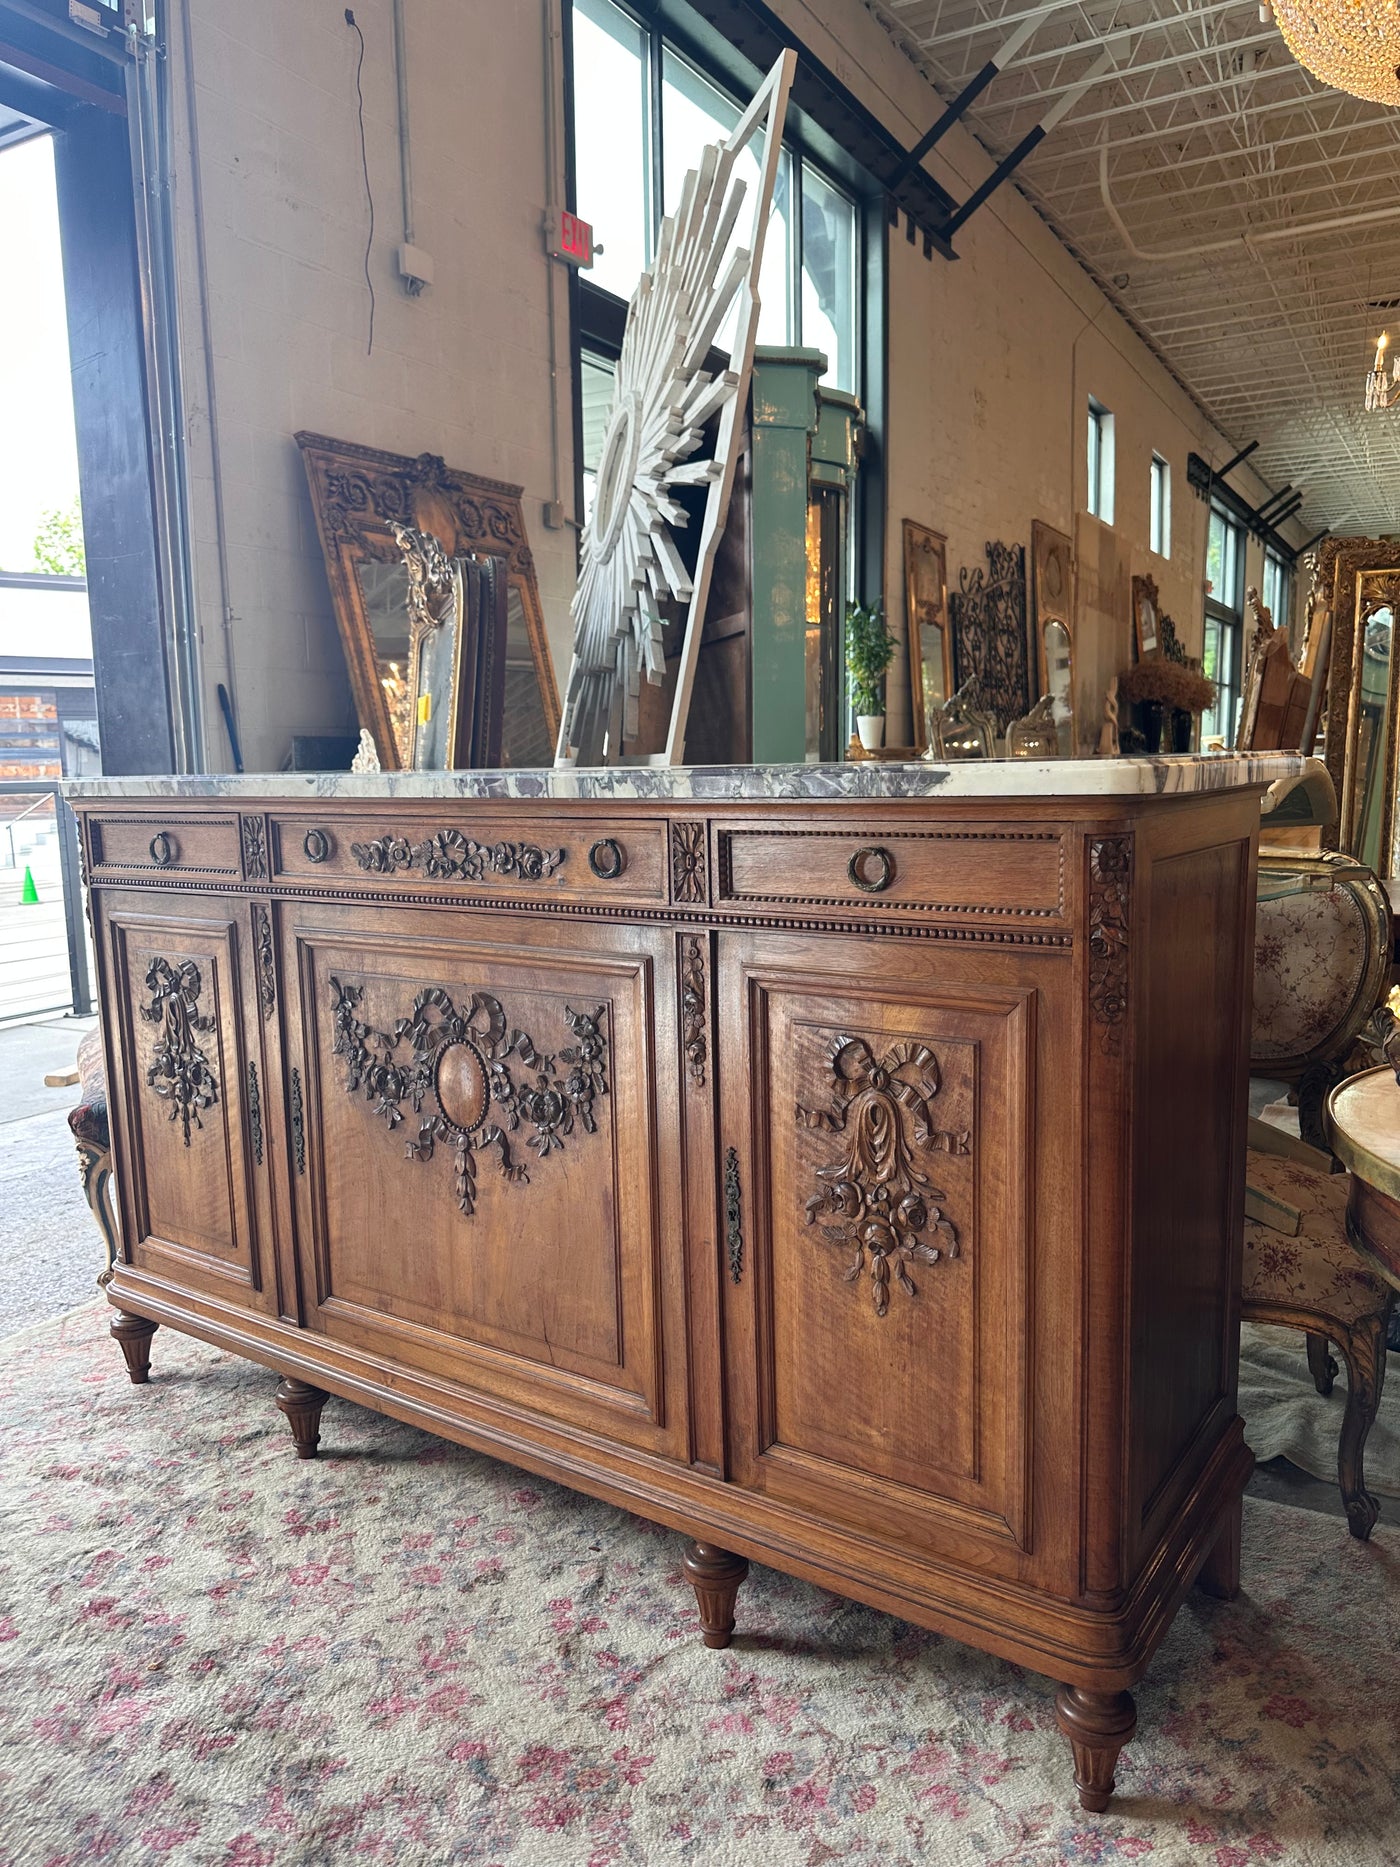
67 752 1311 806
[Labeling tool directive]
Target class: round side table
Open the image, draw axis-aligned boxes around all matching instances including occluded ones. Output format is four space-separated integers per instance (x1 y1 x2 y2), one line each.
1327 1067 1400 1295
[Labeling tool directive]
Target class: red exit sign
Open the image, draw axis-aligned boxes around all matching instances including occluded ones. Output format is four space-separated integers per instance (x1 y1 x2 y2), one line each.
547 207 594 268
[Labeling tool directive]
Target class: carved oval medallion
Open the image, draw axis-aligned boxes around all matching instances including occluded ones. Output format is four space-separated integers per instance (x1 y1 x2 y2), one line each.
435 1039 490 1134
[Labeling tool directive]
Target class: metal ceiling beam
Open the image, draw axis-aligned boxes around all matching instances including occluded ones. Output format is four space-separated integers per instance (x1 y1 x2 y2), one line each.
968 32 1282 114
1015 93 1376 161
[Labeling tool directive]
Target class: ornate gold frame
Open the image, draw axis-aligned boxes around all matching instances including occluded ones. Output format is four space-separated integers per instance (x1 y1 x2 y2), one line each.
296 432 560 770
1340 567 1400 871
1130 572 1160 661
1317 538 1400 844
1030 519 1075 725
902 521 950 755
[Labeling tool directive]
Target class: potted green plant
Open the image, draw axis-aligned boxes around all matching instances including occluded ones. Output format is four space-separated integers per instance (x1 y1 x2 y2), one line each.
845 599 896 752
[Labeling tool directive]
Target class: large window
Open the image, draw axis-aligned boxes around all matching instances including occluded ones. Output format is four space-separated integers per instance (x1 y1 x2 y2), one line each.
1262 549 1291 633
1149 454 1170 558
1202 505 1245 745
570 0 861 394
1087 398 1114 524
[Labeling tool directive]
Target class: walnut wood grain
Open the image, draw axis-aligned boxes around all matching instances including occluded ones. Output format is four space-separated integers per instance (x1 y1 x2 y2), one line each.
79 786 1266 1811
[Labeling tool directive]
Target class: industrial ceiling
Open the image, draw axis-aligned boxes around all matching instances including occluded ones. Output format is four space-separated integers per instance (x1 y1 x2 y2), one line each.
865 0 1400 537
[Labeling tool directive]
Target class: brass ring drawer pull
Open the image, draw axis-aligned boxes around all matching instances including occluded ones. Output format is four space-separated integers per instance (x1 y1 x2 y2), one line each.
149 831 177 867
589 837 626 879
304 828 332 863
848 845 894 894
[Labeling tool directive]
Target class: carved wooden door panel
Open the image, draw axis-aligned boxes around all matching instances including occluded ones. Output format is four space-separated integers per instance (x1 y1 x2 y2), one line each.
718 930 1065 1583
94 890 278 1313
278 900 689 1458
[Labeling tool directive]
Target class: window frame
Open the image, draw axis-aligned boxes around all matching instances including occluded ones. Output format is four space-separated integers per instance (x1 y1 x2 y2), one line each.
1262 548 1291 633
1202 503 1246 745
1149 453 1170 559
564 0 885 599
1087 398 1115 525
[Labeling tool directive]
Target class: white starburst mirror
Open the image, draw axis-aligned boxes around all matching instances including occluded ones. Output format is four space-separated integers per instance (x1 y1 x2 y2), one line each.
556 50 797 767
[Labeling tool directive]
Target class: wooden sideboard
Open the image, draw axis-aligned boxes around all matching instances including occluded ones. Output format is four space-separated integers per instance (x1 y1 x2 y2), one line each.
71 765 1278 1810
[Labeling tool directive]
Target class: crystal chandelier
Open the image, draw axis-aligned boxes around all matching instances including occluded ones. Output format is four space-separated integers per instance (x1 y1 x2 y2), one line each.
1265 0 1400 106
1365 332 1400 412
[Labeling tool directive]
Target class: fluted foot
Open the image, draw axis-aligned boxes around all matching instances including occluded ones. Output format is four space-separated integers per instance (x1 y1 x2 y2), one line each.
1055 1686 1137 1813
681 1541 749 1649
110 1311 158 1385
275 1376 328 1459
1197 1492 1243 1601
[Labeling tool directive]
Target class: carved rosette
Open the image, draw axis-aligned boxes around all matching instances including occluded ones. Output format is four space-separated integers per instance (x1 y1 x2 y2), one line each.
681 936 707 1088
798 1034 971 1316
240 814 268 881
671 821 706 904
140 957 218 1147
350 830 565 885
330 977 608 1217
1087 837 1133 1054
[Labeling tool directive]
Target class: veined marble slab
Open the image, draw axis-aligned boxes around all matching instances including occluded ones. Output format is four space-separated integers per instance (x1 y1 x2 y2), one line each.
67 752 1312 805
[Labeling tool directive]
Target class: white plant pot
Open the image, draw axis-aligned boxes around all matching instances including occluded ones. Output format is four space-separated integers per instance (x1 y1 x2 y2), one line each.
856 714 885 752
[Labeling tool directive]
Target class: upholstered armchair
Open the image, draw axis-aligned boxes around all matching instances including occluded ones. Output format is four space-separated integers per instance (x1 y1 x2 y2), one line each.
1245 834 1396 1539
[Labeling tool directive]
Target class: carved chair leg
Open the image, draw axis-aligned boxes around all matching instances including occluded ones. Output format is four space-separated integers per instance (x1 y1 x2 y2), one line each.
275 1376 329 1459
76 1139 120 1290
110 1311 158 1385
1335 1312 1390 1540
1055 1686 1137 1813
681 1541 749 1649
1197 1491 1243 1601
1305 1330 1337 1397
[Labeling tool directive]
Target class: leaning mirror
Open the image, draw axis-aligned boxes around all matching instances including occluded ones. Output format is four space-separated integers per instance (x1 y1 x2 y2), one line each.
904 521 950 755
1343 569 1400 875
297 432 561 770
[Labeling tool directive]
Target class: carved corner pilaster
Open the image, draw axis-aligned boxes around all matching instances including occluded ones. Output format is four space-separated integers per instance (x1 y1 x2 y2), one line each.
1087 836 1133 1056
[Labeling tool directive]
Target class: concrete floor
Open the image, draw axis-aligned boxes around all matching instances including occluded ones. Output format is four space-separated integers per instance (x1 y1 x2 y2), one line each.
0 1012 106 1337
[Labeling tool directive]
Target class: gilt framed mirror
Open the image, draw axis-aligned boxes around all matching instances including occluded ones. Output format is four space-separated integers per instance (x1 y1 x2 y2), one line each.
1031 521 1075 756
296 432 560 770
903 521 950 754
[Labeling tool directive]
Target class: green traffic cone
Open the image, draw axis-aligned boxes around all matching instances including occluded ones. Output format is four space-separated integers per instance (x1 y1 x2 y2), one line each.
19 866 39 905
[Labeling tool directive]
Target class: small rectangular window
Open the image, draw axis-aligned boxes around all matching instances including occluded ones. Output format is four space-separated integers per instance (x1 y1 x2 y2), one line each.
1262 549 1290 629
1087 399 1114 524
1149 455 1170 558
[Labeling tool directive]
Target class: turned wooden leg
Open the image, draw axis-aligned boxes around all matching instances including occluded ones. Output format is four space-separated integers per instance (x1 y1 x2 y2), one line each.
1055 1686 1137 1813
275 1376 328 1459
1305 1330 1337 1397
681 1540 749 1649
1197 1491 1243 1601
1336 1314 1389 1540
110 1311 158 1385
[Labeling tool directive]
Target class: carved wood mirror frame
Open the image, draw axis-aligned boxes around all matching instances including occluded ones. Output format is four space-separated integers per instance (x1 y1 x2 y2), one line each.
903 520 950 755
1031 520 1075 752
296 432 561 770
1317 538 1400 851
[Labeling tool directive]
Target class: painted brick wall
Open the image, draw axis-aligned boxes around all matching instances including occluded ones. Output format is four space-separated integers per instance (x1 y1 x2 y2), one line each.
167 0 1306 769
169 0 576 773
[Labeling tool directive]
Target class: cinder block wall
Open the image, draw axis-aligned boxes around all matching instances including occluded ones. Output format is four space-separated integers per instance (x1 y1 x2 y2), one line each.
167 0 1307 769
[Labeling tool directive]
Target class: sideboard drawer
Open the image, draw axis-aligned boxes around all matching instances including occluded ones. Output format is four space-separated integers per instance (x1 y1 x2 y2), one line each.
717 822 1068 923
88 813 243 879
269 813 670 906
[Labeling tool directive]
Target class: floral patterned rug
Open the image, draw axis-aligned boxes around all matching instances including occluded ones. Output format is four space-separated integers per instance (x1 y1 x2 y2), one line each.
1 1303 1397 1867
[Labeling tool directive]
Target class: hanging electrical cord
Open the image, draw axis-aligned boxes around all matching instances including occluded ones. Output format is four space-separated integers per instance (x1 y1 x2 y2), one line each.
345 9 376 355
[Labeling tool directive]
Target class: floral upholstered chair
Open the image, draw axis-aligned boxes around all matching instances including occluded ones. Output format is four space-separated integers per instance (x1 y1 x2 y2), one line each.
1245 843 1396 1539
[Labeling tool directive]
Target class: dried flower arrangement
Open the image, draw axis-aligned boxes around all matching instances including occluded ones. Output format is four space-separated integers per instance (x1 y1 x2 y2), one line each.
1116 656 1216 714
